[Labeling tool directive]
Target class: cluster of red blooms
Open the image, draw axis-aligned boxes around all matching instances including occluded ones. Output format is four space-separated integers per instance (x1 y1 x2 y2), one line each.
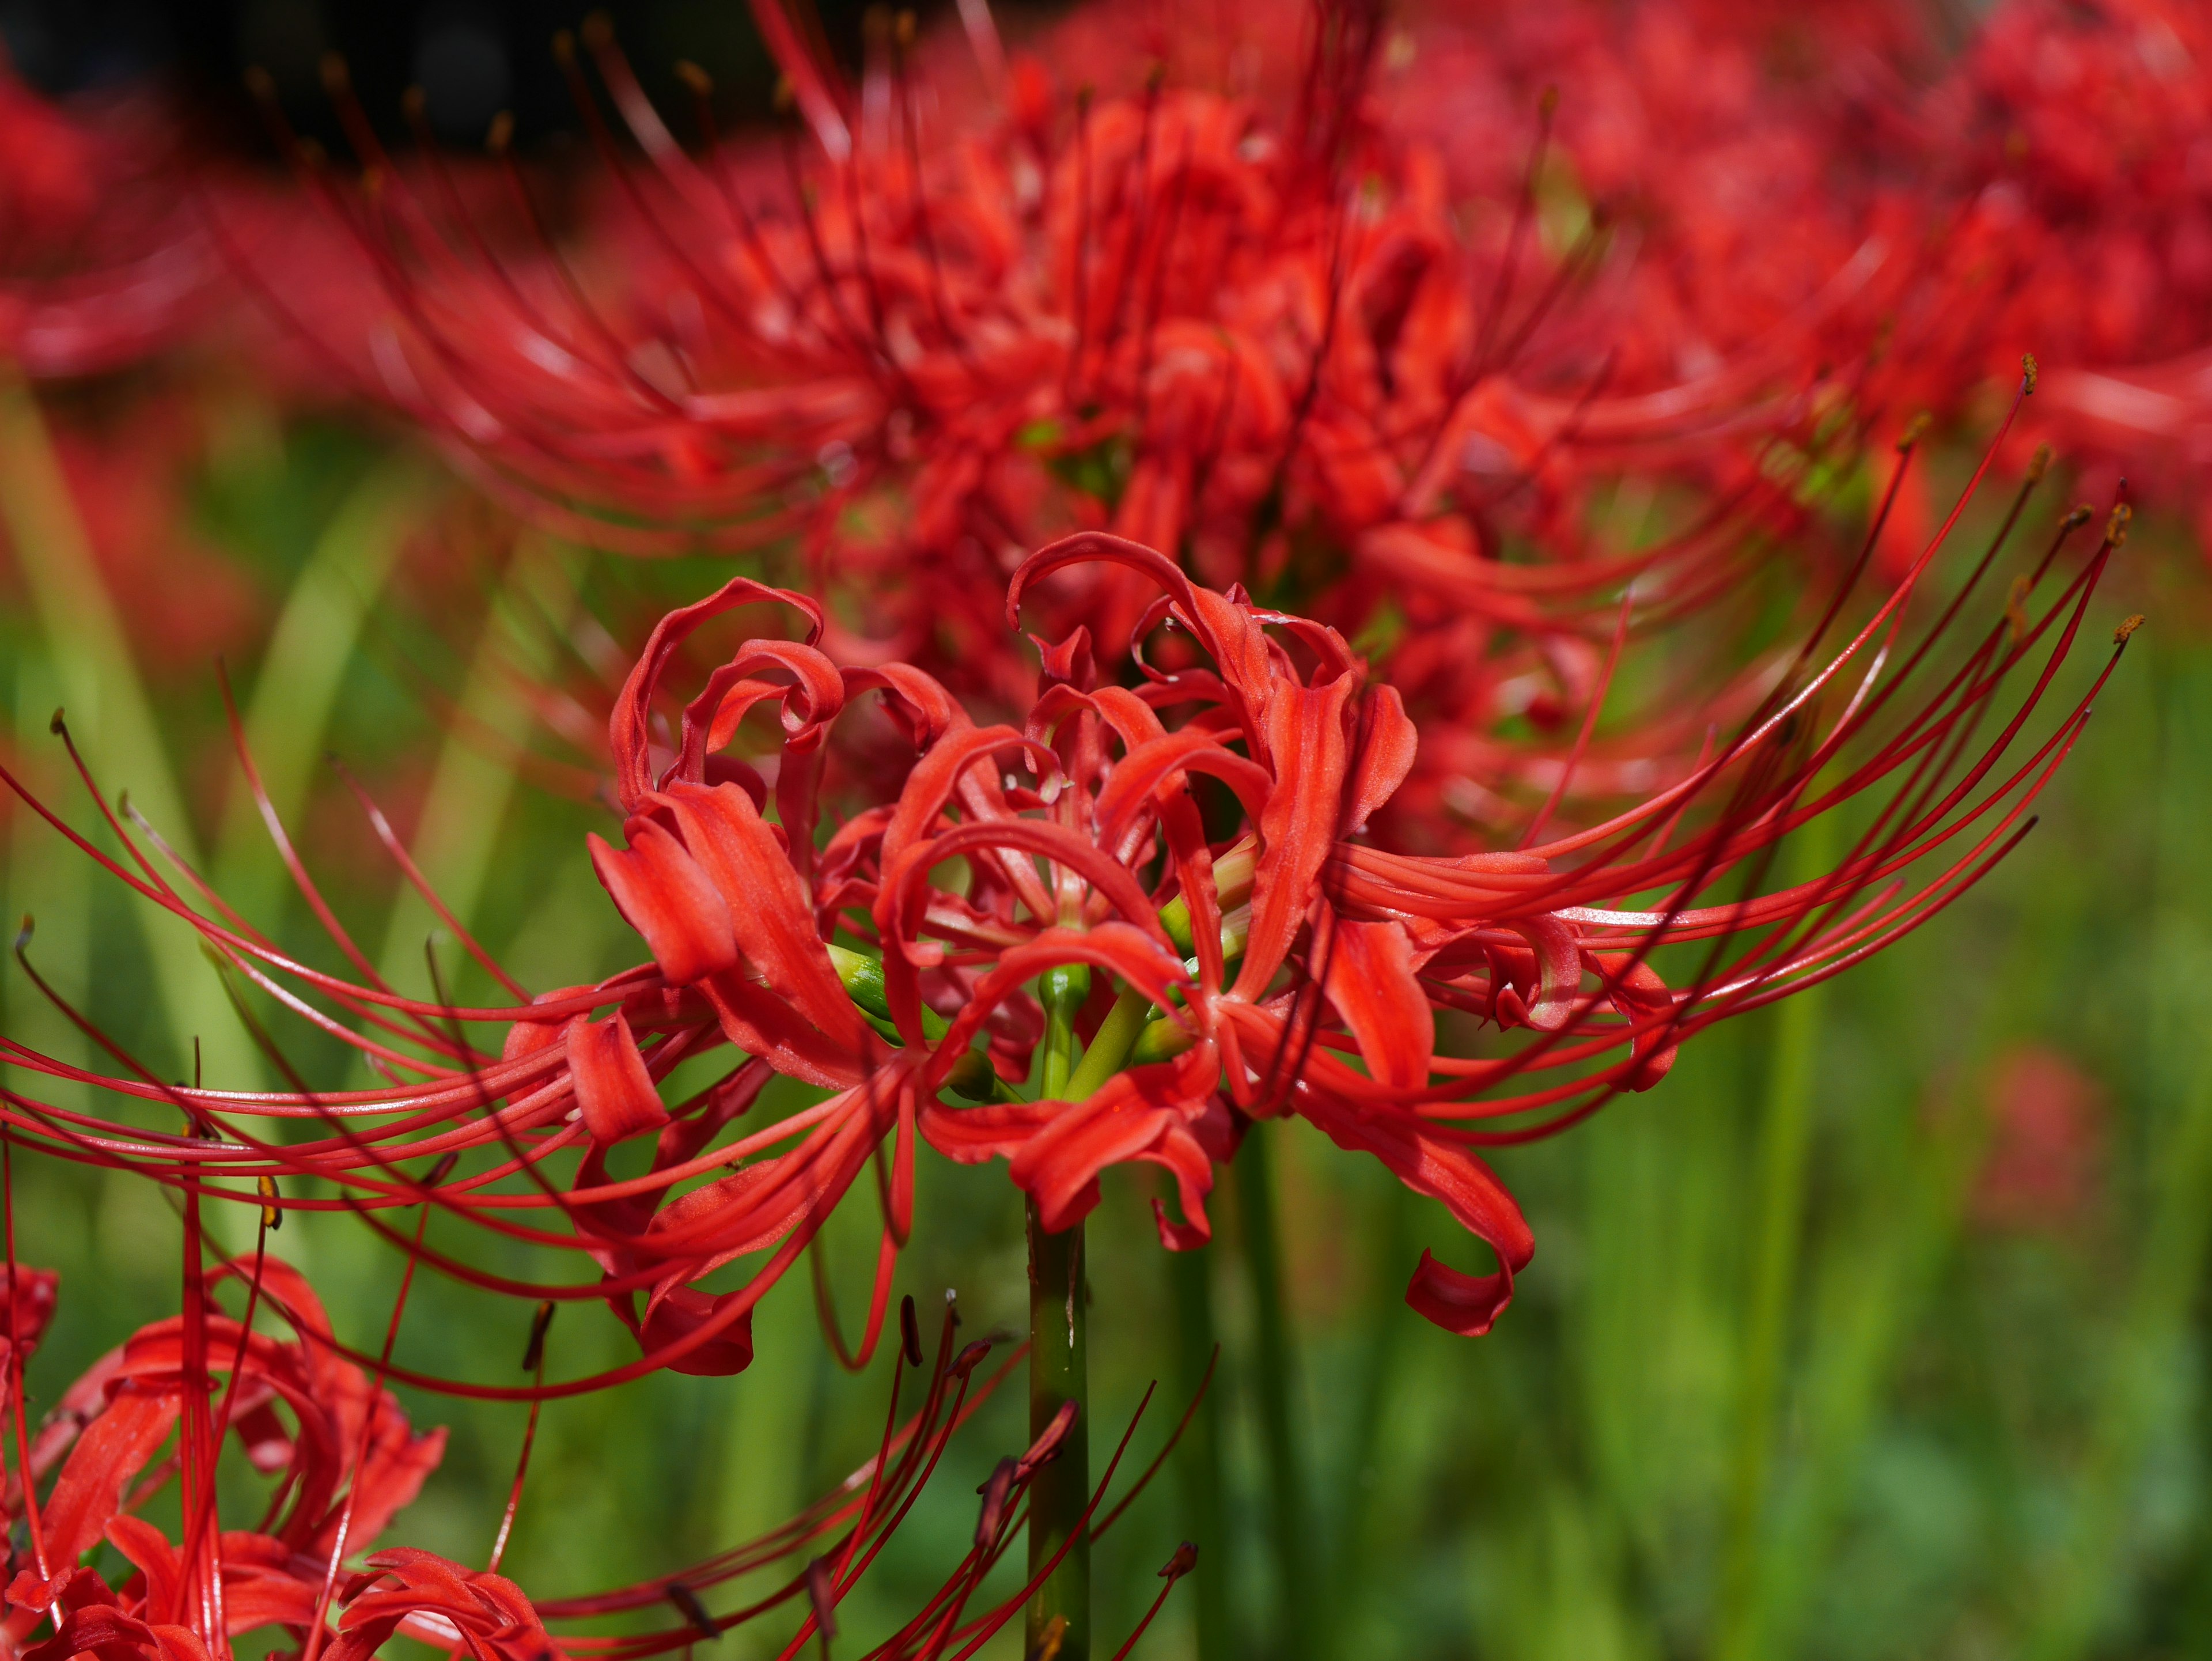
0 0 2168 1654
0 1247 1190 1660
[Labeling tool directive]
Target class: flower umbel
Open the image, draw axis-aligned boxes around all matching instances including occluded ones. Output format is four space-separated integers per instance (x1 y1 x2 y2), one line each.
0 381 2128 1364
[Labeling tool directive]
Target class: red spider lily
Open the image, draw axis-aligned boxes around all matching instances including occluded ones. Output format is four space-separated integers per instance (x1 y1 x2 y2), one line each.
0 1255 446 1661
213 0 1931 896
0 62 219 379
0 377 2133 1356
1925 0 2212 559
231 0 1853 720
0 1253 1189 1661
1972 1043 2107 1232
1391 0 2212 566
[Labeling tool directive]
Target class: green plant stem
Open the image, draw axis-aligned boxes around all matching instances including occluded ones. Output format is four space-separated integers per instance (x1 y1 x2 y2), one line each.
1331 1179 1414 1647
374 538 577 997
0 369 255 1089
1714 820 1835 1661
1166 1243 1229 1661
1064 984 1152 1099
214 456 427 921
1236 1123 1317 1661
1028 969 1090 1661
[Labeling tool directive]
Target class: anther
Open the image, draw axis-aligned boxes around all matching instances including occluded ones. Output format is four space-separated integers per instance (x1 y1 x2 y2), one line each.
951 1338 991 1378
803 1557 838 1647
47 708 65 736
243 66 277 103
2106 503 2132 547
14 915 32 954
975 1456 1016 1546
1017 1399 1079 1478
1539 85 1560 119
551 29 577 66
486 111 514 154
425 1151 461 1187
2061 505 2093 531
2002 574 2031 645
673 60 713 97
581 11 614 50
1160 1541 1198 1579
664 1581 719 1640
319 52 351 96
899 1294 922 1367
773 75 796 115
402 85 426 122
2021 353 2038 395
1896 412 1930 452
2028 442 2051 484
257 1173 283 1232
895 10 916 46
2113 614 2145 646
521 1300 556 1371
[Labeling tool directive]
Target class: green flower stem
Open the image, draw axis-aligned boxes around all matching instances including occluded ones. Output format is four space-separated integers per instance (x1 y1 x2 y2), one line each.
374 539 577 998
1166 1244 1230 1661
1028 963 1092 1661
1063 984 1154 1100
1714 812 1837 1661
1236 1124 1318 1661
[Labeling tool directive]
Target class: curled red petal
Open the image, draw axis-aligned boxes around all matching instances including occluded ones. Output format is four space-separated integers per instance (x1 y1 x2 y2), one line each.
588 824 737 986
566 1012 669 1144
1323 918 1434 1089
1406 1248 1517 1339
658 782 870 1051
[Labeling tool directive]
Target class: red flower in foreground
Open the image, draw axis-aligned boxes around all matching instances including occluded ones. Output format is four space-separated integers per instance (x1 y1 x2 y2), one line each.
0 1259 450 1661
0 388 2131 1374
0 1262 1189 1661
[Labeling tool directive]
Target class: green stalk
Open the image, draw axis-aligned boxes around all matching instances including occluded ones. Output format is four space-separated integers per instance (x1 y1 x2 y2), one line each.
1330 1179 1414 1647
1064 983 1152 1100
1028 964 1091 1661
0 369 256 1089
1166 1243 1230 1661
374 537 577 998
1236 1123 1317 1661
6 653 89 1115
214 456 429 922
1713 815 1836 1661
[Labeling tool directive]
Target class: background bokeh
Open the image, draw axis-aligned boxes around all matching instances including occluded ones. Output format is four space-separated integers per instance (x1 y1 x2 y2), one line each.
5 3 2212 1658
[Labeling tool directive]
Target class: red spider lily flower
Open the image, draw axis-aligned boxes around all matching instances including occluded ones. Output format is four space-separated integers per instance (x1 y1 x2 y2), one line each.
236 0 1847 721
0 380 2128 1356
0 1257 444 1661
0 62 220 379
1972 1043 2107 1232
0 1259 1188 1661
1921 0 2212 561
